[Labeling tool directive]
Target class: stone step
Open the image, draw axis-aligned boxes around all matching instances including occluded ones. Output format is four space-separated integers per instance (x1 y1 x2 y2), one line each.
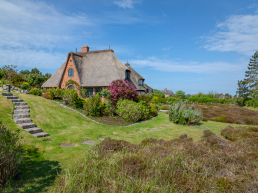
24 127 42 134
15 118 32 124
32 132 50 138
15 106 30 110
18 123 36 129
13 113 30 119
2 93 13 96
13 102 27 106
6 96 18 99
11 99 23 102
14 109 30 114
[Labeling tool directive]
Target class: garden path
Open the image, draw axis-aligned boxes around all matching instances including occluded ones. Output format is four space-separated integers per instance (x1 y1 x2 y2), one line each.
1 93 49 137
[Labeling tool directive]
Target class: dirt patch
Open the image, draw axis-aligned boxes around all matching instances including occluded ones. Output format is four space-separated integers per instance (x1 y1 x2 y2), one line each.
196 103 258 125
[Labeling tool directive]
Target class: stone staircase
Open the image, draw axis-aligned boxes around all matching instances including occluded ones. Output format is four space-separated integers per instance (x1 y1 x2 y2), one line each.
2 93 49 138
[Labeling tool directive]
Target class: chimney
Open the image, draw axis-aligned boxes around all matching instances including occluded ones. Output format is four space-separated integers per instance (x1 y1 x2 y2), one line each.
81 45 89 53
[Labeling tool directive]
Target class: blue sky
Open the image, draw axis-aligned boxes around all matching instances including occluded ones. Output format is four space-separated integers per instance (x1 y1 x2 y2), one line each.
1 0 258 95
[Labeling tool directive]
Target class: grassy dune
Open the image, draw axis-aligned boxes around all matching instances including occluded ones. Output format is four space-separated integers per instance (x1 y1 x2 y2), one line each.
0 93 240 192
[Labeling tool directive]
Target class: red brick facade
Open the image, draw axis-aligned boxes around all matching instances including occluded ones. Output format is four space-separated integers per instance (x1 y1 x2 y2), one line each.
60 55 80 89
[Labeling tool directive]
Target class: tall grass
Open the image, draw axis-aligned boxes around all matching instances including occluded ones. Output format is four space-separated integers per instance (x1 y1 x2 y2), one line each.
52 128 258 192
0 120 23 189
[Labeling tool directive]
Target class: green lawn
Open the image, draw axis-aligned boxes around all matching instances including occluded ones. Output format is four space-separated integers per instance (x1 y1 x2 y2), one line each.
0 93 235 192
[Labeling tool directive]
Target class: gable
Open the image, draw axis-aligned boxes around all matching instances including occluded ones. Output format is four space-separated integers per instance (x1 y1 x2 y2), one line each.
60 55 80 88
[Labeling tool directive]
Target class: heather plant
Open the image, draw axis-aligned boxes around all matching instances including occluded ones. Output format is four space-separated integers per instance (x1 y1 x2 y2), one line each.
0 120 23 189
107 79 138 105
169 101 202 125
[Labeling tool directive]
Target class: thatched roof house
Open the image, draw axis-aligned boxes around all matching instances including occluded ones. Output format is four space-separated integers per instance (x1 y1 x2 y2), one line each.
42 45 152 97
161 88 174 97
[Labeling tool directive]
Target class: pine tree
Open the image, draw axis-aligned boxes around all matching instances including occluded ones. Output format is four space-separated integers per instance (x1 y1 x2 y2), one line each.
245 51 258 89
236 80 250 98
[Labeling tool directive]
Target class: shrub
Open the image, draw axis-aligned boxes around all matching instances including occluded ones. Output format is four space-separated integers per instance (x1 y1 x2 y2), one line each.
169 101 202 125
151 96 159 104
107 79 138 105
101 89 111 99
29 88 42 96
175 90 185 99
48 87 64 99
84 93 105 117
116 99 151 123
149 103 158 117
0 121 23 189
161 105 169 110
138 94 152 104
42 91 53 100
211 116 235 123
62 89 82 108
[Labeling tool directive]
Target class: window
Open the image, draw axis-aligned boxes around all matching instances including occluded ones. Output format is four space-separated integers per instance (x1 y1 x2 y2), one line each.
86 88 93 98
146 89 149 93
125 70 130 80
68 69 74 77
70 60 72 62
138 79 144 86
68 85 75 89
138 91 145 95
95 88 102 97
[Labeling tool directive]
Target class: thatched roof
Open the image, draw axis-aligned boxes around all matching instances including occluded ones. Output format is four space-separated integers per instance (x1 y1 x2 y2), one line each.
161 88 174 96
41 62 66 87
144 84 153 94
42 49 147 90
125 63 145 91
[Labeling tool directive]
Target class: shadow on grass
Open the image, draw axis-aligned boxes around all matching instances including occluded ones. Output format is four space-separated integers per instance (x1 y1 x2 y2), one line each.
8 146 61 193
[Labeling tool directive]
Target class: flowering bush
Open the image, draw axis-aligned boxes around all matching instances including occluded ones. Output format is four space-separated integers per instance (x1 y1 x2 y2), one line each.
169 101 202 125
107 79 138 105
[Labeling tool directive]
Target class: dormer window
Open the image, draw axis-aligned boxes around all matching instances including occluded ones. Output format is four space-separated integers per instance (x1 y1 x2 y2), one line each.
138 79 143 86
68 69 74 77
125 70 130 80
70 60 72 62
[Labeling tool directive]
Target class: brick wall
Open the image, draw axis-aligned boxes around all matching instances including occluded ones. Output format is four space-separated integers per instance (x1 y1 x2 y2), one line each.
60 55 80 88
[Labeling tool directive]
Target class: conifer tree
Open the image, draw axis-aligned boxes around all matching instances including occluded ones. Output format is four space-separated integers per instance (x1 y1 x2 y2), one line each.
237 51 258 98
245 51 258 89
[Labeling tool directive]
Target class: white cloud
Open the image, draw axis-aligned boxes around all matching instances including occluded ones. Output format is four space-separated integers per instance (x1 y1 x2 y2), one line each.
114 0 142 9
203 14 258 56
130 57 243 73
162 46 172 51
0 0 92 50
0 48 66 69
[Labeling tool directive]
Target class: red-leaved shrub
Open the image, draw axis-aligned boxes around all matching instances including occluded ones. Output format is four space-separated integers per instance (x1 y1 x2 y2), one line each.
43 91 53 100
107 79 138 105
